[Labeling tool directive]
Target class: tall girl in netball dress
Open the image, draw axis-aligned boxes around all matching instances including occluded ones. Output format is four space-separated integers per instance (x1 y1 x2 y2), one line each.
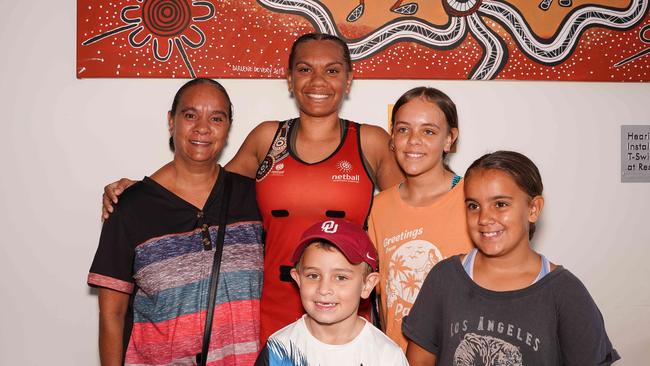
367 87 473 350
404 150 619 365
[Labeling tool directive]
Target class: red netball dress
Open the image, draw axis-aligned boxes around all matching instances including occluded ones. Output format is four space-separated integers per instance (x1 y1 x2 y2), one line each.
256 119 374 342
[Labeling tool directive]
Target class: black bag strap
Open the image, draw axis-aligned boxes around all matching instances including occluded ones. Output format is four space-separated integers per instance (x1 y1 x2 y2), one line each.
370 288 382 329
196 172 232 366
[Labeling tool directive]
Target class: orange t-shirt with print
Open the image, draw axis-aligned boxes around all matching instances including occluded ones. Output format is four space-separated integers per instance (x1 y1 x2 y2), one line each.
367 179 473 351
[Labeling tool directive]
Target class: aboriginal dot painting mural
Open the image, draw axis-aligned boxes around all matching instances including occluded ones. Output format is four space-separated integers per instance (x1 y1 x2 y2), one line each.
77 0 649 80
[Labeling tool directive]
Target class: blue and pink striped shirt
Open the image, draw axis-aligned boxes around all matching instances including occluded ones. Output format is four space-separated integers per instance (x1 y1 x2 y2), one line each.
88 171 263 366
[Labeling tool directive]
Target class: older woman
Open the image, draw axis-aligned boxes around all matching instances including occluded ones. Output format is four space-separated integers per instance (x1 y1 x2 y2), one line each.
102 33 403 343
88 79 263 366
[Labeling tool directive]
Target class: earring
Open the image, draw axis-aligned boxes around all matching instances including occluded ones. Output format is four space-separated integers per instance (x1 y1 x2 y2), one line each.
389 143 395 151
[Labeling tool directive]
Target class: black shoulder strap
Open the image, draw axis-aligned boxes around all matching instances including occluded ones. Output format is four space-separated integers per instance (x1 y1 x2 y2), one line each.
197 172 232 366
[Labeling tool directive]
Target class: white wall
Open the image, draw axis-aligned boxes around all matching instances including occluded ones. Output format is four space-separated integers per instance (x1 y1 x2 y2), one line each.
0 1 648 364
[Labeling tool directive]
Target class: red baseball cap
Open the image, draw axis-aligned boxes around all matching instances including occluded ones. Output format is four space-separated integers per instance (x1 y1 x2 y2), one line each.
291 219 378 271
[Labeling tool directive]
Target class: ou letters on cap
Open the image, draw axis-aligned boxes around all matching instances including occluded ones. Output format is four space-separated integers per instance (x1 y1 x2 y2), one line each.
291 219 378 270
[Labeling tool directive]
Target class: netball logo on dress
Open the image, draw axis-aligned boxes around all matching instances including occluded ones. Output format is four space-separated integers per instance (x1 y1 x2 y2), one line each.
270 162 285 176
336 160 353 173
269 163 284 176
332 160 359 183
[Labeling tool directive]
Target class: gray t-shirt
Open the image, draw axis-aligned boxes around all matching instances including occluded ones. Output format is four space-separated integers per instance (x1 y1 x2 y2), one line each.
403 256 619 365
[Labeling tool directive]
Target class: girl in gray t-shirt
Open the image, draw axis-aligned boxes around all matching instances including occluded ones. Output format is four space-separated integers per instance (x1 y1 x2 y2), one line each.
403 150 619 366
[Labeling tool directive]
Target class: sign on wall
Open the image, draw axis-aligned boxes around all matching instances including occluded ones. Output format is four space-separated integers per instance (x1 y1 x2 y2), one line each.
622 125 650 182
77 0 649 80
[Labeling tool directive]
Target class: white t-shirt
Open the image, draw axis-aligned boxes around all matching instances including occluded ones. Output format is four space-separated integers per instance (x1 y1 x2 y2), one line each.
254 315 409 366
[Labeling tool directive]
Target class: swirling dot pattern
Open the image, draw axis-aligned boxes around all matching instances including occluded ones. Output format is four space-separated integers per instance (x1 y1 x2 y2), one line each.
77 0 649 80
142 0 191 37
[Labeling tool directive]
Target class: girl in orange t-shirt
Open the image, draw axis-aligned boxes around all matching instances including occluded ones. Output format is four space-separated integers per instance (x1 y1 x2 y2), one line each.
367 87 473 350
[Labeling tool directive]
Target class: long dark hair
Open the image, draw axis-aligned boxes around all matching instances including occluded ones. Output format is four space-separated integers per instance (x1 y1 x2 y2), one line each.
465 150 544 240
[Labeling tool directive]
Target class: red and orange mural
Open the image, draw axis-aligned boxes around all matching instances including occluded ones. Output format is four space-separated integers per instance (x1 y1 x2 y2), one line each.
77 0 649 80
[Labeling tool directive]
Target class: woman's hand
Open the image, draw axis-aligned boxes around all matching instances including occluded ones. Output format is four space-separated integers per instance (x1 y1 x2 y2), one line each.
102 178 136 220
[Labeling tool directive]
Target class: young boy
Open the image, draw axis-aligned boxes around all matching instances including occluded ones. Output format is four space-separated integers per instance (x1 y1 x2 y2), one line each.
254 219 409 366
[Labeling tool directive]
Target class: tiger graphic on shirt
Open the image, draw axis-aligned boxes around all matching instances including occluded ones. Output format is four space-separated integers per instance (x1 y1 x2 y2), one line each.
454 333 523 366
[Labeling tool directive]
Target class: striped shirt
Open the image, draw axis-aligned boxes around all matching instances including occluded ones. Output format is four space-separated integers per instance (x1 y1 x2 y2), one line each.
88 171 263 366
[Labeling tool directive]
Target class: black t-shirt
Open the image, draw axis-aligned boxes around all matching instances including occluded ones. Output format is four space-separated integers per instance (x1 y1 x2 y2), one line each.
403 256 620 365
89 170 262 288
87 169 264 365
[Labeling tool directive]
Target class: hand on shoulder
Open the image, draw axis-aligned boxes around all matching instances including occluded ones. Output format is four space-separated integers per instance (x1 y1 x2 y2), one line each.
102 178 137 220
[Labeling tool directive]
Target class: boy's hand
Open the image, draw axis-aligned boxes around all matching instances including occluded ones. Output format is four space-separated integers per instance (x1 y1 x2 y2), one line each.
102 178 136 220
